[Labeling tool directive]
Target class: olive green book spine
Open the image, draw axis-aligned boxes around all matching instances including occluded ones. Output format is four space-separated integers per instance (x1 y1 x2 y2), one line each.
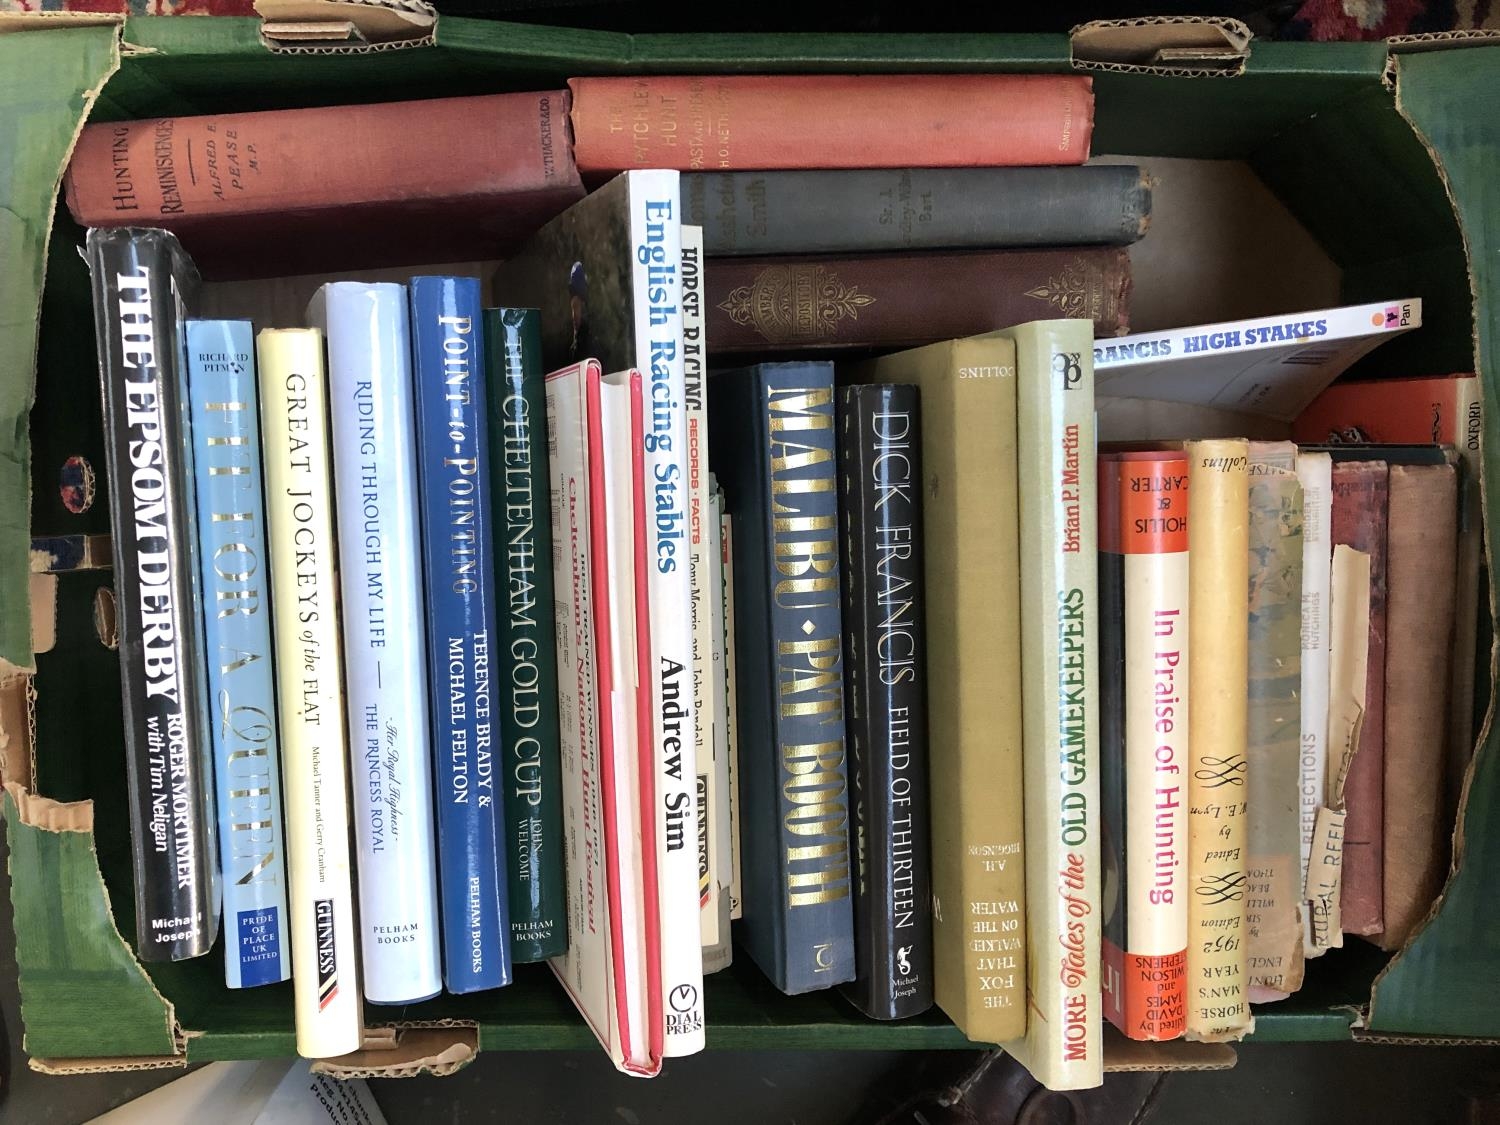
485 307 567 962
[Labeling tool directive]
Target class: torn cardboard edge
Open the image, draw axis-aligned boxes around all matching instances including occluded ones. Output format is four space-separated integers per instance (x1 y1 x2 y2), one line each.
0 11 123 33
312 1026 478 1079
1101 1029 1236 1072
254 0 435 53
0 675 34 792
1071 16 1250 76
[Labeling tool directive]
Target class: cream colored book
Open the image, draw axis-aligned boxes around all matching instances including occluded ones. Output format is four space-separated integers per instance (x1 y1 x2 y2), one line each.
1296 451 1333 958
998 321 1102 1092
256 328 362 1059
1185 438 1253 1042
854 333 1026 1046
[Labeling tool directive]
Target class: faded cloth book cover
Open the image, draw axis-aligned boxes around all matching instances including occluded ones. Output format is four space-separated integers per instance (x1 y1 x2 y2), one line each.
709 362 855 995
852 334 1026 1043
1244 443 1305 1001
1098 451 1189 1042
1184 438 1252 1043
85 227 220 963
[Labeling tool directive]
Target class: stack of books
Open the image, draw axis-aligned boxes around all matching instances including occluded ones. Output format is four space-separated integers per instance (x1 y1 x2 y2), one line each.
64 74 1478 1089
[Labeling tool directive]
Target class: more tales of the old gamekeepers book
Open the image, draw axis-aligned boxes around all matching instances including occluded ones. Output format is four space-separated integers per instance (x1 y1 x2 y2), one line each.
85 228 219 963
837 384 934 1021
63 92 584 277
1000 321 1101 1091
710 362 855 995
483 307 567 964
566 75 1094 172
185 318 289 988
256 327 362 1058
1098 451 1188 1041
311 282 442 1003
411 277 512 994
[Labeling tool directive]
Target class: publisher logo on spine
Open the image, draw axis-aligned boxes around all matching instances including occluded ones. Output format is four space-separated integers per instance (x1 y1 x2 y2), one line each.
314 898 339 1010
1054 351 1083 391
666 982 702 1035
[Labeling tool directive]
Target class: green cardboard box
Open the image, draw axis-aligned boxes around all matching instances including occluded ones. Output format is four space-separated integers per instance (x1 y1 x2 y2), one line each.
1 9 1495 1076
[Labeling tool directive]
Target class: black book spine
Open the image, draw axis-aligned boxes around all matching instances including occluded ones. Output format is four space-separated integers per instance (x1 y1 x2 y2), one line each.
85 227 219 961
836 383 933 1019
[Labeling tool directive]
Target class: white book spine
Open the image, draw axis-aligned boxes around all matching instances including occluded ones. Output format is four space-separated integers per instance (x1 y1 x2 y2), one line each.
722 508 744 921
1296 451 1333 957
313 283 442 1004
705 480 733 970
628 171 705 1055
545 364 617 1061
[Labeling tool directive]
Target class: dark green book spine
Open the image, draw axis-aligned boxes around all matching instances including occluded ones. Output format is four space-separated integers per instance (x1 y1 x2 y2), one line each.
484 307 567 962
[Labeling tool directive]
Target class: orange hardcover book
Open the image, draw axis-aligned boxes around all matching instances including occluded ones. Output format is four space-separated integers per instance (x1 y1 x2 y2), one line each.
567 74 1093 174
1099 452 1190 1041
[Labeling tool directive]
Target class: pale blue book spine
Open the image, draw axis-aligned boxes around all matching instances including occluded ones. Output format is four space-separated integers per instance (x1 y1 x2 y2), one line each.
313 282 443 1004
185 318 290 989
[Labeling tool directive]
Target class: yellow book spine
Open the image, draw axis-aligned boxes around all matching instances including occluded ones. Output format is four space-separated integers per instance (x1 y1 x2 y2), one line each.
257 328 363 1059
1003 320 1102 1092
1185 438 1253 1042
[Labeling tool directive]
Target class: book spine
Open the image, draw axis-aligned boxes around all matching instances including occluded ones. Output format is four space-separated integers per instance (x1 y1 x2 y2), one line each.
683 167 1150 256
568 75 1093 172
256 327 362 1058
1007 322 1101 1090
1329 461 1389 937
411 277 512 993
85 228 219 963
706 248 1130 352
318 283 442 1003
837 384 934 1021
64 94 583 270
1184 438 1252 1043
1245 444 1305 1001
706 479 736 964
484 308 568 964
627 174 706 1053
1098 452 1189 1041
1448 378 1483 817
186 318 289 988
721 504 745 923
1380 463 1459 949
1296 452 1333 958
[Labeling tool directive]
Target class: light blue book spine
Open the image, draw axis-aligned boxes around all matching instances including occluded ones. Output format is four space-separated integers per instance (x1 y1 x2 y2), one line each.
312 282 443 1004
185 318 290 989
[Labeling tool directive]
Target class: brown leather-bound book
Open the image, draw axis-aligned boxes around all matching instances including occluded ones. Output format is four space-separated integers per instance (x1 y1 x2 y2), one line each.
63 92 584 278
1379 462 1459 950
1330 461 1389 936
704 248 1130 352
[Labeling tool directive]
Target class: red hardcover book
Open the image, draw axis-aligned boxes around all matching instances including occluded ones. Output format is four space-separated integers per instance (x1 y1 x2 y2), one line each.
63 92 584 278
568 74 1093 174
705 248 1129 352
1329 461 1390 937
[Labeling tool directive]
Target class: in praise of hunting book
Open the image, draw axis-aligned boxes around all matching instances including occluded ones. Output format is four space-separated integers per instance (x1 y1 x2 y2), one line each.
567 75 1094 172
1379 461 1460 950
836 383 934 1021
493 169 704 1051
64 92 584 277
1184 439 1252 1043
852 333 1026 1043
709 361 855 995
720 496 745 923
546 359 663 1078
683 166 1150 256
85 228 219 962
998 321 1101 1092
1294 374 1482 828
1244 443 1305 1002
1295 451 1333 958
256 327 362 1058
311 282 441 1003
1328 460 1389 937
185 318 289 988
683 225 731 972
483 307 567 964
411 276 512 994
1098 451 1189 1042
705 248 1130 353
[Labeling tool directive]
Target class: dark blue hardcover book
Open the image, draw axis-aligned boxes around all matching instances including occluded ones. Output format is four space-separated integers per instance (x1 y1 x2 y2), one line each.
411 276 512 993
708 361 855 994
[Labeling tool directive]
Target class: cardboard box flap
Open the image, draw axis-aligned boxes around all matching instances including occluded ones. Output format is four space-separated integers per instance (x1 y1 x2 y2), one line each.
1071 16 1251 75
1102 1028 1237 1072
312 1026 477 1079
1388 29 1500 54
255 0 435 52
